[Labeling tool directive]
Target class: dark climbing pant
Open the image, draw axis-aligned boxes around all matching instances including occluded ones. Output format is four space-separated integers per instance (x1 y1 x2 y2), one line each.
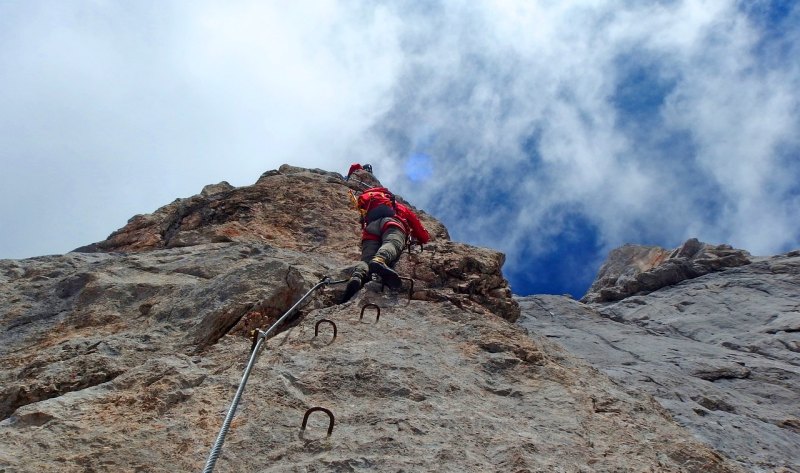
352 224 406 282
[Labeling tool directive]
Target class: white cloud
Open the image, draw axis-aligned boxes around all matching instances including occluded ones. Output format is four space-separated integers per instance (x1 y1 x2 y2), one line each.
372 0 800 267
0 0 401 257
1 0 798 291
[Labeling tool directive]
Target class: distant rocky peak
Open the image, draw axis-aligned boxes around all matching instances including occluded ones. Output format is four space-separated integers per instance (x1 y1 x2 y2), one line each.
582 238 752 303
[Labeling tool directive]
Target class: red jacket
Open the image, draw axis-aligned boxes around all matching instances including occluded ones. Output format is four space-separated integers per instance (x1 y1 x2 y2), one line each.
346 163 363 179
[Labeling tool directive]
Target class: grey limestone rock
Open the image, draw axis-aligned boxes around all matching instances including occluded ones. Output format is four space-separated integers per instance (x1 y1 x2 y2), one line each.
518 251 800 472
200 181 234 197
0 244 740 471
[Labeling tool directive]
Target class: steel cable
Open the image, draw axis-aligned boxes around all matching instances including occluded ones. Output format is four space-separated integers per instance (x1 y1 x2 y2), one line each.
202 276 345 473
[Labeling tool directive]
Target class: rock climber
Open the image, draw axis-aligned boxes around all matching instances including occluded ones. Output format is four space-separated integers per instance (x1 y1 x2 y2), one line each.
342 186 430 302
345 163 373 181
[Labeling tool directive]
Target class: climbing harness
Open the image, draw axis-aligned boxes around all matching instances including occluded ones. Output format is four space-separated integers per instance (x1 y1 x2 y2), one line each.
202 276 346 473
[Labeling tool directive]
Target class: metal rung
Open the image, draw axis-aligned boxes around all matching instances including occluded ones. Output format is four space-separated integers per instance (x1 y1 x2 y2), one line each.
360 303 381 322
314 319 337 339
301 407 335 437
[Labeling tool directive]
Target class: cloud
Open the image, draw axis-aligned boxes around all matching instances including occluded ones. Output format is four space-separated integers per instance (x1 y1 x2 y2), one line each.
2 0 798 297
367 0 800 294
0 0 400 257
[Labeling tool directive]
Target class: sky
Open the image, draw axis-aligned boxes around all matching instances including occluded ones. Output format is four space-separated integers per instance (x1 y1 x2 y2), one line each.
2 0 799 298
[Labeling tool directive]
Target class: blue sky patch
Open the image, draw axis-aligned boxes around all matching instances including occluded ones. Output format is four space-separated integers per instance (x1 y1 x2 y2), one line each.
405 152 434 182
612 52 678 131
739 0 797 30
739 0 799 64
505 211 603 298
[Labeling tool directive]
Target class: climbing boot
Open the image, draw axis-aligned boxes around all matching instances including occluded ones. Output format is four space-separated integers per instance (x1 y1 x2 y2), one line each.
368 256 402 289
341 276 363 303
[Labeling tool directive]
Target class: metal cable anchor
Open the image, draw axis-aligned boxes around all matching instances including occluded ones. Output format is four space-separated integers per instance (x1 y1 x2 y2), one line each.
203 276 338 473
408 242 424 254
381 276 414 301
314 319 337 339
301 407 335 437
249 329 262 354
360 303 381 322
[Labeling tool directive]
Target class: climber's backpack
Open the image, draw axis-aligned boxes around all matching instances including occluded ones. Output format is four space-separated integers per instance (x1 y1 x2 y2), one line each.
358 187 397 224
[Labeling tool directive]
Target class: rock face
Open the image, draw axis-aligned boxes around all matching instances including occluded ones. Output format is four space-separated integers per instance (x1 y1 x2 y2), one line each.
582 238 752 303
519 250 800 472
0 165 742 472
72 164 511 322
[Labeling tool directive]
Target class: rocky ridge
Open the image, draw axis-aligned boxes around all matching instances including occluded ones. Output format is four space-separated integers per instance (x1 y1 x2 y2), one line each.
519 242 800 472
582 238 752 303
0 166 743 472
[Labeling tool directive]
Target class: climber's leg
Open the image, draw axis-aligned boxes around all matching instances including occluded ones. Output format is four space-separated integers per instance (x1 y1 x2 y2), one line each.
342 239 380 303
368 227 405 289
